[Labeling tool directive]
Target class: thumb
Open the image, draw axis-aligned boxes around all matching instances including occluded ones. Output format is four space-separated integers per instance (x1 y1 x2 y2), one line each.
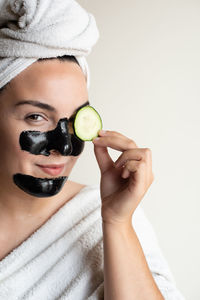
93 143 114 174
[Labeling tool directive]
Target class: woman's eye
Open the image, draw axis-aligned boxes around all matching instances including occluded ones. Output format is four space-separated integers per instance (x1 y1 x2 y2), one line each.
26 114 45 122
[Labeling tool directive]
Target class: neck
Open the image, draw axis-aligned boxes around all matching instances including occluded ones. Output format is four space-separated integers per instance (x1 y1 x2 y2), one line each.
0 180 77 222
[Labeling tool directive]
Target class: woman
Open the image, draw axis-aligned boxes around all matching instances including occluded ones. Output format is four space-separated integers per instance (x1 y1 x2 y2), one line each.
0 0 185 299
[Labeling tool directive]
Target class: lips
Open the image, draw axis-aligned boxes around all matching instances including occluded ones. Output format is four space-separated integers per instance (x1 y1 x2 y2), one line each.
38 164 65 168
37 163 65 176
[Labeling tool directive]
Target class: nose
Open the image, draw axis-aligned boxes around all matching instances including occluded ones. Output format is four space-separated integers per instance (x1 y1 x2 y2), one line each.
19 117 73 156
49 149 60 155
47 118 73 156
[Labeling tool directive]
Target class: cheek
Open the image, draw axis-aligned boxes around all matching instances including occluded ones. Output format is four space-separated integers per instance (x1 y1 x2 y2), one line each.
12 133 33 162
0 129 33 173
0 128 19 159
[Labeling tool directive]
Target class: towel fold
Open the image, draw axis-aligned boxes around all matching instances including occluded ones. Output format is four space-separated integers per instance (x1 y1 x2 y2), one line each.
0 0 100 89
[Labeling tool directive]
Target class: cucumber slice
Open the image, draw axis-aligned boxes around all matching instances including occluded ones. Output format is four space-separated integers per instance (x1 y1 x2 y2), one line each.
73 105 102 141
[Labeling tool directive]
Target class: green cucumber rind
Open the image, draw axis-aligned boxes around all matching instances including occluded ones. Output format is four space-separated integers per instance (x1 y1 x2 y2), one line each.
73 105 103 141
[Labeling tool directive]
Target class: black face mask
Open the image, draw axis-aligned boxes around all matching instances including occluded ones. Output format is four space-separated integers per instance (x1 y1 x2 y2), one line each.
13 117 85 198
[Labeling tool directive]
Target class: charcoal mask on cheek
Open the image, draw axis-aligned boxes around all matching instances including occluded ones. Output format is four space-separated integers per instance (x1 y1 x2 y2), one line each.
13 117 85 198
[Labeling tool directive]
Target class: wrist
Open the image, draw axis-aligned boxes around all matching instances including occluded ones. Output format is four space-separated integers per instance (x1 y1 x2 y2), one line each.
102 218 133 232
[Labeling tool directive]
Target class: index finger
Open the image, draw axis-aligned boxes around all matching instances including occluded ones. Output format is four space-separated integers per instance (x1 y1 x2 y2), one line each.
93 130 138 151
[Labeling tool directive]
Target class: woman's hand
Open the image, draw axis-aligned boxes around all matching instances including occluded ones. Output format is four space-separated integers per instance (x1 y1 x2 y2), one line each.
92 130 154 225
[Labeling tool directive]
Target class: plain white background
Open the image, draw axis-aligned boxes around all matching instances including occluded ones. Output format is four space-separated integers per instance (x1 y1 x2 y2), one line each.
70 1 200 299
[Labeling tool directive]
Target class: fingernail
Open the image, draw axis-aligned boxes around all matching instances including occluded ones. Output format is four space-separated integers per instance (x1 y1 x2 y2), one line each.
99 130 106 135
92 137 100 142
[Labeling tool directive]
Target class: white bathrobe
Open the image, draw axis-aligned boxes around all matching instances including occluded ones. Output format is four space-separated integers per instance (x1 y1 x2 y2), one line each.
0 184 185 300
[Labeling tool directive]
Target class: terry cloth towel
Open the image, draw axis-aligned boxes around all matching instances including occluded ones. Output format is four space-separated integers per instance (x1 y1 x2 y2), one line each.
0 0 99 89
0 184 185 300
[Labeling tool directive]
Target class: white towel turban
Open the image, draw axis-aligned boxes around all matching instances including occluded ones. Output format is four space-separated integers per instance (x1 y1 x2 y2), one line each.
0 0 99 90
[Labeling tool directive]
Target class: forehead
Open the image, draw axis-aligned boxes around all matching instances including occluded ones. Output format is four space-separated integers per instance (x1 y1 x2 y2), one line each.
4 59 89 115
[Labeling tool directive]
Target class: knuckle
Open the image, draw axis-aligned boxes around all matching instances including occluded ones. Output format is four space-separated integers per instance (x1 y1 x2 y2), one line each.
138 160 146 168
144 147 152 154
127 139 135 148
143 148 152 159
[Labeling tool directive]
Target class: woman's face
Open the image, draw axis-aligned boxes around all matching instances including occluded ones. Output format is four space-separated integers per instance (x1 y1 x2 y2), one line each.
0 59 89 198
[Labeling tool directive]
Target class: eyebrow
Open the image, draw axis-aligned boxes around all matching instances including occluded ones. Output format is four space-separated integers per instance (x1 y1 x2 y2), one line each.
14 100 90 115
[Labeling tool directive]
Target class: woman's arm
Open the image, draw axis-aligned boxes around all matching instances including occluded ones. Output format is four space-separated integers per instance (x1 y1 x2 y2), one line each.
92 130 185 300
102 219 164 300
